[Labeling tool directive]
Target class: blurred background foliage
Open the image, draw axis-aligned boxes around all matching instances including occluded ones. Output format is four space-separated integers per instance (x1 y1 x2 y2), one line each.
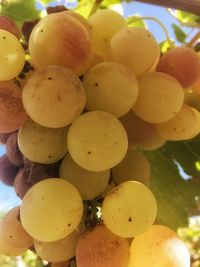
0 0 200 266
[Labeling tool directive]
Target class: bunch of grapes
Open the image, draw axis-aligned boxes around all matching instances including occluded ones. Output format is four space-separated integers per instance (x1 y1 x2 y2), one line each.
0 6 198 267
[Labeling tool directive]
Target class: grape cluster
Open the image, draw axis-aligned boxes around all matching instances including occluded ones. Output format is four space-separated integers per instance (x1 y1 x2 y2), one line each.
0 8 196 267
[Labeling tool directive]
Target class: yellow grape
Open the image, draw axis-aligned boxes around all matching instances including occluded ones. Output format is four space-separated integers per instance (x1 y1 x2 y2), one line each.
34 223 85 262
0 81 27 133
133 72 184 123
1 206 33 249
119 110 155 148
59 154 110 200
102 181 157 238
67 111 128 171
139 128 166 151
22 66 86 128
89 9 127 59
20 178 83 242
112 149 151 185
184 88 200 110
29 13 91 76
156 104 200 141
65 11 91 35
156 46 200 88
110 27 160 76
76 224 130 267
83 62 138 117
0 222 26 256
18 118 68 164
130 225 190 267
0 30 25 81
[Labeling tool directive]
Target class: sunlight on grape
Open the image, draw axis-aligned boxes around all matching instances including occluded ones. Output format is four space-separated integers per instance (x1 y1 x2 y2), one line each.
110 4 124 15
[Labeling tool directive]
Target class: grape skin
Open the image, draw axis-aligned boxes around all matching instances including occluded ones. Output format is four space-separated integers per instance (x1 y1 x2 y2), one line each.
102 181 157 238
22 66 86 128
20 178 83 242
130 225 190 267
29 12 92 76
0 15 21 39
76 224 130 267
0 30 25 81
156 46 200 88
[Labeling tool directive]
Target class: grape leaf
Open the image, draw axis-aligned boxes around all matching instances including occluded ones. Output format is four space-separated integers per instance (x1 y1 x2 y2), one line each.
146 147 200 230
172 23 187 43
1 0 40 24
40 0 54 4
176 10 200 23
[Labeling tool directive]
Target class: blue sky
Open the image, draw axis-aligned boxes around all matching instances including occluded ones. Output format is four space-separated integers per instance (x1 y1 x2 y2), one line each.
0 1 194 211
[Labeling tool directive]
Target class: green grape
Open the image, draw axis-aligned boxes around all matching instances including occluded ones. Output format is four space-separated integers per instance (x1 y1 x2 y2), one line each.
119 110 155 148
65 11 91 35
29 12 91 76
83 62 138 117
102 181 157 238
18 118 68 164
112 149 151 185
0 222 26 256
139 128 166 151
0 29 25 81
59 154 110 200
34 222 85 262
76 224 130 267
133 72 184 123
22 66 86 128
155 104 200 141
67 111 128 171
89 9 127 59
130 225 190 267
2 206 33 249
110 27 159 76
20 178 83 242
0 81 27 133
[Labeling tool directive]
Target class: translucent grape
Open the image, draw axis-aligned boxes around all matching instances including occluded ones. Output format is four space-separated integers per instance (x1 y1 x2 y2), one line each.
130 225 190 267
0 81 27 133
20 178 83 242
83 62 138 117
29 13 91 76
76 224 130 267
119 110 155 148
67 111 128 171
59 154 110 200
89 9 127 59
2 206 33 248
34 223 85 262
0 15 21 39
133 72 184 123
22 66 86 128
18 118 68 164
156 104 200 141
110 27 160 76
184 88 200 110
0 154 18 186
156 46 200 88
65 11 91 35
0 222 26 256
112 149 151 185
102 181 157 238
0 29 25 81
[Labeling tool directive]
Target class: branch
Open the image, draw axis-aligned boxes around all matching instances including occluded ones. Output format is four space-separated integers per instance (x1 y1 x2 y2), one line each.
133 0 200 16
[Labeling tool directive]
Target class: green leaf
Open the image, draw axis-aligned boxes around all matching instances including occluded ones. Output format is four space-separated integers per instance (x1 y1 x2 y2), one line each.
145 148 200 230
76 0 94 18
126 15 147 28
172 23 187 43
40 0 54 4
159 40 170 54
1 0 40 24
176 10 200 23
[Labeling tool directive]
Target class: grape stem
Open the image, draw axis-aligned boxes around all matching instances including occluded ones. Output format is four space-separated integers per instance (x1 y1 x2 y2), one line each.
187 31 200 47
88 0 103 17
126 16 174 48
